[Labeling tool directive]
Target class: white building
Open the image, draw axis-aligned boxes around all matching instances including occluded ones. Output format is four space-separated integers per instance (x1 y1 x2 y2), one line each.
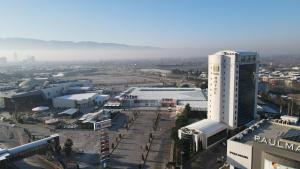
178 50 260 151
52 93 107 114
227 119 300 169
41 80 93 99
208 50 259 129
120 87 207 110
178 119 227 150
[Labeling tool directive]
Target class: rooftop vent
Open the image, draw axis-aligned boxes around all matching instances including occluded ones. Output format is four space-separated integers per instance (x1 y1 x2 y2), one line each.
235 133 243 140
242 129 248 135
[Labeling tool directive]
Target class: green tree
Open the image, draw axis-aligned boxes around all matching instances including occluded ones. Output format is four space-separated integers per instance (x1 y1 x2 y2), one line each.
63 138 73 156
171 114 189 142
183 104 191 118
175 115 188 128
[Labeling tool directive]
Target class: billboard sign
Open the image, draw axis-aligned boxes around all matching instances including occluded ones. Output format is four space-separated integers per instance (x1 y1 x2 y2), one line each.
254 135 300 153
94 119 111 130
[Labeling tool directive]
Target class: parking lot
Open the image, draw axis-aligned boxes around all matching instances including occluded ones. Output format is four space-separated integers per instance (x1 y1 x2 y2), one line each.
183 142 227 169
145 111 175 169
109 111 175 169
1 109 176 169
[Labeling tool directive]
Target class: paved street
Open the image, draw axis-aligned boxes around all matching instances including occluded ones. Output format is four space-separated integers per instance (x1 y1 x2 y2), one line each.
184 143 227 169
109 111 175 169
109 111 155 169
145 111 175 169
1 110 175 169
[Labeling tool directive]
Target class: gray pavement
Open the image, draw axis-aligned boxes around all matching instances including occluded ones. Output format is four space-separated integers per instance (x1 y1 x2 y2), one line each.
109 111 175 169
109 111 156 169
184 143 227 169
144 112 175 169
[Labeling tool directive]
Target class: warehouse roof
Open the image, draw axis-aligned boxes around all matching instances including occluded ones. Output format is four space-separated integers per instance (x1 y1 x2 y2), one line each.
58 108 78 115
178 100 207 109
127 87 207 101
32 106 49 112
180 119 227 137
213 50 258 56
54 93 97 101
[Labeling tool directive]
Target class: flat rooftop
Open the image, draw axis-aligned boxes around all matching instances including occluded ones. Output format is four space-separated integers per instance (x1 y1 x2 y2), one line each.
213 50 258 56
54 93 97 101
230 119 300 145
180 119 227 136
178 100 207 109
128 87 207 101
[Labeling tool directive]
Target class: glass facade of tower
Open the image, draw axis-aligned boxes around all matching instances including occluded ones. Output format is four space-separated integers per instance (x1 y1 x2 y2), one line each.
237 64 256 126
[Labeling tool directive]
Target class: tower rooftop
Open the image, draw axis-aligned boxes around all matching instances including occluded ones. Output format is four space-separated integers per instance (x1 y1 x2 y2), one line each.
213 50 257 56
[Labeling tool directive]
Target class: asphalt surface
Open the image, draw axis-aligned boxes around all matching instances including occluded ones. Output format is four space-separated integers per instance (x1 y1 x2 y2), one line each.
109 111 175 169
145 112 175 169
184 143 227 169
1 110 175 169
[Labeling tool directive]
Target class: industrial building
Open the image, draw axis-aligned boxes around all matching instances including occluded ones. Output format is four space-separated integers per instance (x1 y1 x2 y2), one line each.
77 109 111 128
52 93 109 114
1 79 93 112
227 118 300 169
119 87 207 111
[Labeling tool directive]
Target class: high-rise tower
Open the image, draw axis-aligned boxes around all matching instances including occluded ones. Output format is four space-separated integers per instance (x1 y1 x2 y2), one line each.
207 50 259 129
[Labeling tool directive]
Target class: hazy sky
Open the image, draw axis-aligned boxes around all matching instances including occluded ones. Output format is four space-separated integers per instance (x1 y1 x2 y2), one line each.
0 0 299 60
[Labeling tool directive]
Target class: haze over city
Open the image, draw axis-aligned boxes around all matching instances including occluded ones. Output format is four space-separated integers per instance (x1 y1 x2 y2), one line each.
1 1 300 169
0 0 300 61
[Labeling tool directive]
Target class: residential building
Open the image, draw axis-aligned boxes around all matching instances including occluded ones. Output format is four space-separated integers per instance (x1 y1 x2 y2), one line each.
208 50 259 129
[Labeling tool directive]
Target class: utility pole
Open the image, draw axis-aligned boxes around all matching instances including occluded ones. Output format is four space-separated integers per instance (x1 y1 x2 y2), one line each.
180 151 184 169
291 97 294 116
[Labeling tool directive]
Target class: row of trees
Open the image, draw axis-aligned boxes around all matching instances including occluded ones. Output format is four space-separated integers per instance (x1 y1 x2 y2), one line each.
170 104 207 165
171 69 205 76
64 138 74 157
170 104 192 164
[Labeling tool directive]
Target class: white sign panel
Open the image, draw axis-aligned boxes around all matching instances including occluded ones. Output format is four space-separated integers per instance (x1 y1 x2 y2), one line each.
254 135 300 153
94 119 111 130
227 139 252 169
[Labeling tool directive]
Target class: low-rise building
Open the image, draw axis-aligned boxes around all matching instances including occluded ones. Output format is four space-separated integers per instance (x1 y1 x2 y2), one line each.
227 119 300 169
119 87 207 110
77 109 110 128
178 119 227 151
1 79 93 112
52 93 102 114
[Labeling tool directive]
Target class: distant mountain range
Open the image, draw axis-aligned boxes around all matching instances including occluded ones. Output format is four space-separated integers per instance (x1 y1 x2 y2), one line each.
0 38 161 50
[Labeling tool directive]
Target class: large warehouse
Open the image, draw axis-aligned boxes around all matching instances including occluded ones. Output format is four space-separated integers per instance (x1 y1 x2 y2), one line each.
52 93 109 114
119 87 207 110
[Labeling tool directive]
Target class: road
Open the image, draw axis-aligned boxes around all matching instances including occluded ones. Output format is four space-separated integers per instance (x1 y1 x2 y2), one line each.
145 111 175 169
109 111 175 169
183 143 227 169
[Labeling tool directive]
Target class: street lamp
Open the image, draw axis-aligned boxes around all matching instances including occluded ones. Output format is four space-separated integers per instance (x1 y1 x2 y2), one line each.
11 100 17 122
180 151 184 169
